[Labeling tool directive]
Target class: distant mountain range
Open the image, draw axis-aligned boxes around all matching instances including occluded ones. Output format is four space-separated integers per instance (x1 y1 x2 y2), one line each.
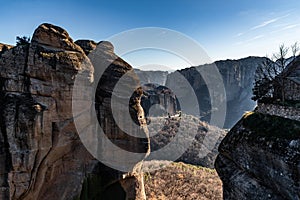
134 68 169 86
135 56 268 128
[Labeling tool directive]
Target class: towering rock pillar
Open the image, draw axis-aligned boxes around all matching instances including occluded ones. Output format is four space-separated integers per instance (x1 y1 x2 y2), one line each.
0 23 149 200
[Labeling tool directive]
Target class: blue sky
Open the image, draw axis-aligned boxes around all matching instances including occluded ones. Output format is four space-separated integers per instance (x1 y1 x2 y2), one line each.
1 0 300 69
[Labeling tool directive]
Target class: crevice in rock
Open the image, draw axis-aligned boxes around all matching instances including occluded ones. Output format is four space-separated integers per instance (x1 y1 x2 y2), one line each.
21 44 31 93
0 77 12 198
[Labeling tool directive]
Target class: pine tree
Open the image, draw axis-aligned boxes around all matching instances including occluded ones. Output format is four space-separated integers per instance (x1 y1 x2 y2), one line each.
16 36 30 46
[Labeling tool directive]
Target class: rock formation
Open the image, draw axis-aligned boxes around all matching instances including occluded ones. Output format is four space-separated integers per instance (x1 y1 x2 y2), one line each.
135 57 268 128
134 69 168 86
165 57 267 128
0 23 149 200
141 83 179 117
0 43 13 53
75 40 97 55
148 114 226 168
215 56 300 199
215 107 300 199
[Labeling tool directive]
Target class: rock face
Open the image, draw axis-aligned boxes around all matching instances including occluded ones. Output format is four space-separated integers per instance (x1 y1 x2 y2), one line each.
75 40 97 55
0 43 13 53
148 114 226 168
31 23 83 53
0 23 149 200
166 57 267 128
0 23 92 200
134 69 168 86
141 83 179 117
215 110 300 199
133 57 268 128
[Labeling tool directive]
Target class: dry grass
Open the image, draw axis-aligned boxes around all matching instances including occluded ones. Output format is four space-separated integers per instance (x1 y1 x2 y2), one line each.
144 161 223 200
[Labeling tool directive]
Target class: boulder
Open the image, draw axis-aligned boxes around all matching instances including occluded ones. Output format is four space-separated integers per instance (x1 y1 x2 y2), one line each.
215 111 300 199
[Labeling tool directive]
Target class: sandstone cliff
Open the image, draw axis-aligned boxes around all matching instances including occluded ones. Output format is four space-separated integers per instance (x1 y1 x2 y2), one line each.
0 23 149 200
75 40 97 55
0 43 13 53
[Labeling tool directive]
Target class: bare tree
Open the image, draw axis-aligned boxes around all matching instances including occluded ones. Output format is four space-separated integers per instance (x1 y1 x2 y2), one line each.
273 44 289 103
291 42 300 58
252 42 299 102
252 64 273 101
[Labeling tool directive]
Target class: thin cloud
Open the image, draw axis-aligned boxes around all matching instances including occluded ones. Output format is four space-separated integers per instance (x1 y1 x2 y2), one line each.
271 23 300 34
250 18 280 30
281 24 299 30
233 41 244 46
235 32 244 37
250 14 290 30
272 22 290 28
246 35 264 42
234 13 291 38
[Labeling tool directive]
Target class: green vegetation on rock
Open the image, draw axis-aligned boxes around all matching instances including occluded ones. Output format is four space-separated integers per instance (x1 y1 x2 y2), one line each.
242 112 300 139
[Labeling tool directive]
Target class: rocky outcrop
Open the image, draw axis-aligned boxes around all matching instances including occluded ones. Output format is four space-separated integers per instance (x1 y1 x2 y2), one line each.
0 23 149 200
75 40 97 55
134 69 168 86
256 102 300 121
141 83 179 117
215 110 300 199
31 23 83 53
0 23 92 200
166 57 268 128
148 114 226 168
0 43 13 53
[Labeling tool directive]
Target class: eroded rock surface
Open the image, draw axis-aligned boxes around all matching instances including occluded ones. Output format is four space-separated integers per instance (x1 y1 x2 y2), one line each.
75 40 97 55
0 43 13 53
141 83 180 117
0 23 149 200
148 114 226 168
215 111 300 199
